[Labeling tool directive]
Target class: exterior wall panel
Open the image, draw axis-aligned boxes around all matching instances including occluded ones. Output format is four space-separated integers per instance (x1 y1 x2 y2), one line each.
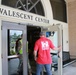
67 0 76 58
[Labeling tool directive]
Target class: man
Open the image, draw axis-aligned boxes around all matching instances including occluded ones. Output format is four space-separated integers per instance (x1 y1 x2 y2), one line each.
15 34 23 74
34 32 61 75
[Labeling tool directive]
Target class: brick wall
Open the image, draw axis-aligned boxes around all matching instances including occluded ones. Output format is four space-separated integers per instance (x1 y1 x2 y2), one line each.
67 0 76 58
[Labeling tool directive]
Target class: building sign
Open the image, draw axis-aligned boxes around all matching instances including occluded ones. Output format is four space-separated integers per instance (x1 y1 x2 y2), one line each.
0 7 49 24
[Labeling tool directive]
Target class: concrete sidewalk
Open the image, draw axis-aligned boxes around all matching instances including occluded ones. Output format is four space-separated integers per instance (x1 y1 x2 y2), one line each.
63 61 76 75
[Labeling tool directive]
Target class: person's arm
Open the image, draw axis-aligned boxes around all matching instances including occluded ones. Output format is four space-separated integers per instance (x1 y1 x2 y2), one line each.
49 40 61 53
33 50 37 61
52 46 61 53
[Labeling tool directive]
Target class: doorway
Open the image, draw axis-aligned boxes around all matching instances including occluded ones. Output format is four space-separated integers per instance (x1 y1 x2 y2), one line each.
42 25 62 75
27 26 41 74
2 21 62 75
2 22 41 75
27 25 62 75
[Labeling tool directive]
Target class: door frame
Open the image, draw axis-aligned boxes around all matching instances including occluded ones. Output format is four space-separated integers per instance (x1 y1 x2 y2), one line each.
2 21 27 75
41 25 63 75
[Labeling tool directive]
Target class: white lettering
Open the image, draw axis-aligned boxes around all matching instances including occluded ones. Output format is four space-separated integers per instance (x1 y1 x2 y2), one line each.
41 41 49 50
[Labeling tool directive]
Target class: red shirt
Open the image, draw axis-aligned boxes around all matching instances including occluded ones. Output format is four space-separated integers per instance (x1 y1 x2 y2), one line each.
34 37 55 64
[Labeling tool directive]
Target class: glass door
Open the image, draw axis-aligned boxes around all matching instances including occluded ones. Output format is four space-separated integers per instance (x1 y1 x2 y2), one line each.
42 25 62 75
2 21 27 75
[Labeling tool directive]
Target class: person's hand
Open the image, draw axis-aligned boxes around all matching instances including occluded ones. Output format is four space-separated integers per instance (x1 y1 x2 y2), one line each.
57 46 61 58
34 56 37 61
29 69 32 75
58 46 62 50
58 46 62 53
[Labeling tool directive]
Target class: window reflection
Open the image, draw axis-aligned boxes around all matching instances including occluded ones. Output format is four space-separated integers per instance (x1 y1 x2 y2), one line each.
8 30 22 56
8 30 23 75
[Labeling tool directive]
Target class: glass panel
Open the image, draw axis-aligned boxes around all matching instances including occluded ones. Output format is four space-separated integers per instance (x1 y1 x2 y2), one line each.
8 30 23 75
50 0 67 22
8 30 22 56
1 0 45 16
8 58 20 75
46 31 58 75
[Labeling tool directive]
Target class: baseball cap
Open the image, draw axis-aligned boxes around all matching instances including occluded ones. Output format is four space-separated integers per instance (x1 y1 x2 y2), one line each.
40 32 45 36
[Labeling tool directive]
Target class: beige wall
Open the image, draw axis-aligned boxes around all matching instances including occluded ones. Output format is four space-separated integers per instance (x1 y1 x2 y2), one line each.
67 0 76 58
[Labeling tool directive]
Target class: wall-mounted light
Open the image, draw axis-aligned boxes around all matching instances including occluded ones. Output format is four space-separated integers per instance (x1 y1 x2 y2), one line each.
51 31 55 36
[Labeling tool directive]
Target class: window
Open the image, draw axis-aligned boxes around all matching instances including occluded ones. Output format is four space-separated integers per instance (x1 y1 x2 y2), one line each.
50 0 67 22
2 0 45 16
